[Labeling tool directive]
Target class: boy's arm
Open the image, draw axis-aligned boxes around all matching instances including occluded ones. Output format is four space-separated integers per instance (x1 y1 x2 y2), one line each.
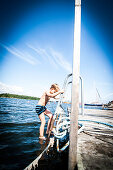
46 90 64 98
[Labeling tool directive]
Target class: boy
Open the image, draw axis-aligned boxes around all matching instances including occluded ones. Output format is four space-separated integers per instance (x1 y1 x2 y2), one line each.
36 84 64 140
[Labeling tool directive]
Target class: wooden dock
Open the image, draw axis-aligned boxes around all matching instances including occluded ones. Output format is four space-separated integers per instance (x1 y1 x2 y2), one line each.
77 108 113 170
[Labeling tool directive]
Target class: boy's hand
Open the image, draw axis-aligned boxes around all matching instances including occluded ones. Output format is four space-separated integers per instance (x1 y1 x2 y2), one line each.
60 89 64 94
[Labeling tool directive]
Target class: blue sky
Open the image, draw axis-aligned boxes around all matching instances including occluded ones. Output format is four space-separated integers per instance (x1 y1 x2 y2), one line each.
0 0 113 103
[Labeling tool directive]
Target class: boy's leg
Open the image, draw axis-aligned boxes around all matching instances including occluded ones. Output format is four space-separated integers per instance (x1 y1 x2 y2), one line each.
44 109 53 134
39 112 46 137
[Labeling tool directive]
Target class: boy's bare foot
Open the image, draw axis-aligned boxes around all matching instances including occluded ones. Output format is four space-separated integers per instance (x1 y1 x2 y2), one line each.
39 136 46 140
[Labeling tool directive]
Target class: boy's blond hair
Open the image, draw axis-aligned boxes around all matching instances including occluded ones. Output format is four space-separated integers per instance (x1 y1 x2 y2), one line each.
50 84 60 92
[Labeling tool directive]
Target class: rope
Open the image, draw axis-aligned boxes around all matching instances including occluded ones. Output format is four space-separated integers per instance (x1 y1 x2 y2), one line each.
78 119 113 128
24 138 54 170
83 130 113 136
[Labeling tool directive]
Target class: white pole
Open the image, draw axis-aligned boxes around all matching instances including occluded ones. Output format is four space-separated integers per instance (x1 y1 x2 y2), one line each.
68 0 81 169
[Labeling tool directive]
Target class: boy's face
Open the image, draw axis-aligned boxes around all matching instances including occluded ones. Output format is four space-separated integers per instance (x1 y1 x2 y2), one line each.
55 86 60 92
50 88 58 94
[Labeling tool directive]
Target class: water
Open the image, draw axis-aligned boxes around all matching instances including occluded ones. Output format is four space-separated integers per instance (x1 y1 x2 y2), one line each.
0 97 58 170
0 97 103 170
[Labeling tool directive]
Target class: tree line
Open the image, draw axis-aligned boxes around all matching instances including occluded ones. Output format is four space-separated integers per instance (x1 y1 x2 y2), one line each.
0 93 40 100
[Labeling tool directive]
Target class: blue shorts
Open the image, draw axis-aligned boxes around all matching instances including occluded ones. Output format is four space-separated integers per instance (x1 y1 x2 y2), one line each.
35 105 47 116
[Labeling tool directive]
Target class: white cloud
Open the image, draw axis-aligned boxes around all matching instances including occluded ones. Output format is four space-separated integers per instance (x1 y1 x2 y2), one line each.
0 43 41 65
1 42 71 71
27 44 72 72
27 44 59 69
0 82 24 94
27 44 47 61
0 82 43 97
50 48 72 72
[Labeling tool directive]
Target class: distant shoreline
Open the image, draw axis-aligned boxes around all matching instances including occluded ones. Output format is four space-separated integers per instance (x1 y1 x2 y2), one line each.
0 93 40 100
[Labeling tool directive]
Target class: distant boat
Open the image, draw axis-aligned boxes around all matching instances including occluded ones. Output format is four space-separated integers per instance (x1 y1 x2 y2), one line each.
85 103 103 107
85 101 113 110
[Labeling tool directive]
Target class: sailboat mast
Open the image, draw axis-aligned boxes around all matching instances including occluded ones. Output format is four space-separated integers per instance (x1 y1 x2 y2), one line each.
68 0 81 169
